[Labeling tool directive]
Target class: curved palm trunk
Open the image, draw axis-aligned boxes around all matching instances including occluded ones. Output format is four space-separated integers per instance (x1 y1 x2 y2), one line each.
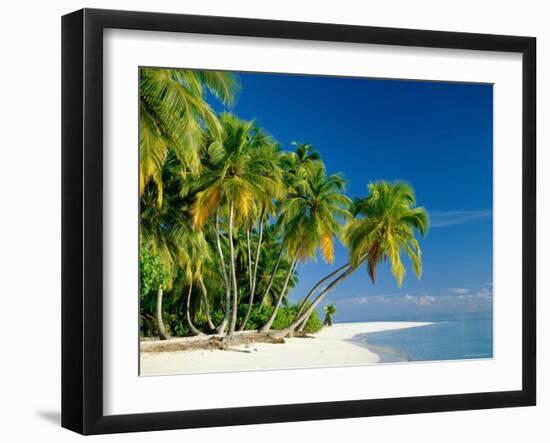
185 281 203 336
276 256 368 337
278 267 353 337
296 312 310 332
259 256 297 333
198 276 215 331
228 202 239 336
259 246 284 308
156 286 170 340
240 216 265 331
295 262 350 332
246 228 253 291
296 262 351 318
214 211 231 335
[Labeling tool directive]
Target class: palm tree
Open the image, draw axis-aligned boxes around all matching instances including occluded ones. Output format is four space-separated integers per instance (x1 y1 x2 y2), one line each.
276 180 429 337
140 69 238 338
185 281 203 336
140 152 214 340
323 304 336 326
259 161 352 333
171 225 215 336
192 114 285 335
140 68 239 205
255 142 321 310
282 142 321 174
140 165 180 340
240 142 286 330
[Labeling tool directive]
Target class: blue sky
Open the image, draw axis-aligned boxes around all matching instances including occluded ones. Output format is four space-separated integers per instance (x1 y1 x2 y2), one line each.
209 71 493 322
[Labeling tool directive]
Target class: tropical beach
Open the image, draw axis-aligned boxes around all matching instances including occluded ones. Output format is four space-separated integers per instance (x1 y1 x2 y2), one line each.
139 67 493 375
140 322 431 375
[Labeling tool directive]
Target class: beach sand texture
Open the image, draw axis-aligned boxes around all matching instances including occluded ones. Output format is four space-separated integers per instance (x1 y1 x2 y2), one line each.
140 322 431 376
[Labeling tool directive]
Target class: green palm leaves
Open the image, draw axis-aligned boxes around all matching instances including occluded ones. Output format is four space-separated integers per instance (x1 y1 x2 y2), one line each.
343 181 429 286
140 68 239 205
283 161 351 264
192 113 284 228
323 304 336 326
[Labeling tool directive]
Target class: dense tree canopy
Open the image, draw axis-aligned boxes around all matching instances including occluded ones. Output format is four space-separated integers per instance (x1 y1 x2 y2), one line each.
139 68 429 339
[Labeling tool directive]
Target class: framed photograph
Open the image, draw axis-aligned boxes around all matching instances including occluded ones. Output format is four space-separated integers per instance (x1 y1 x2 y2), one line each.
61 8 536 435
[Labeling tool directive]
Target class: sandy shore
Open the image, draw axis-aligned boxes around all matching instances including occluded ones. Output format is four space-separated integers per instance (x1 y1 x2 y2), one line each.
140 321 431 376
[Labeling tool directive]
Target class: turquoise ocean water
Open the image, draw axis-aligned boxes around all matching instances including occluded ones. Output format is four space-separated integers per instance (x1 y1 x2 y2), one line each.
351 313 493 362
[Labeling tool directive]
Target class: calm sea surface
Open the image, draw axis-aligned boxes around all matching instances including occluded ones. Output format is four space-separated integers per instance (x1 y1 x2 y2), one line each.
351 313 493 362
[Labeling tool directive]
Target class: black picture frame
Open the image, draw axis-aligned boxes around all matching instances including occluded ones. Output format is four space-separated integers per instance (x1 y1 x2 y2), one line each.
61 8 536 435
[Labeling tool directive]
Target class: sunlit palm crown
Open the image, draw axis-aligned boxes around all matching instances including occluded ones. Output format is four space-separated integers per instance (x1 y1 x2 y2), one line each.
283 161 352 264
343 181 429 286
192 113 285 228
140 68 239 205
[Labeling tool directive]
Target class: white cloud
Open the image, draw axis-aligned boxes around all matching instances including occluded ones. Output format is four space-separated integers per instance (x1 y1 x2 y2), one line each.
400 293 436 306
476 288 493 299
430 209 492 228
336 293 403 305
418 295 436 306
450 288 469 295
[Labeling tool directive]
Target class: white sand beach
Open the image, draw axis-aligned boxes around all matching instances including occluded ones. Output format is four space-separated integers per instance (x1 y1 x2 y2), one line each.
140 322 431 376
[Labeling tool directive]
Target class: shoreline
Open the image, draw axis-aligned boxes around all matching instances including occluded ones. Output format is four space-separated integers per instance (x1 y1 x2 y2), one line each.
140 321 432 376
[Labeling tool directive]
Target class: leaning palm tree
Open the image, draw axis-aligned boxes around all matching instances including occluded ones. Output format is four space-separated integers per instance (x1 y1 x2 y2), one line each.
323 304 336 326
276 180 429 337
259 161 352 333
140 68 239 205
192 114 285 335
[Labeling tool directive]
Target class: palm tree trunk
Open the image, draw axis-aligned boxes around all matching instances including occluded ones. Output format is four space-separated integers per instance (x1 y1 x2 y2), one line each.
276 267 354 337
228 202 239 336
296 312 310 332
186 281 203 336
252 215 265 292
259 256 297 333
199 276 215 331
246 227 253 295
240 216 265 331
296 262 350 318
156 286 170 340
214 211 231 335
259 246 284 308
275 255 368 337
295 263 350 332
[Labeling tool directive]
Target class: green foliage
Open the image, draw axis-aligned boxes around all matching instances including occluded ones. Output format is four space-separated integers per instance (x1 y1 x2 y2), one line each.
302 309 323 333
343 181 429 286
140 246 169 298
243 304 322 333
323 303 336 326
282 160 352 264
139 68 239 202
139 247 170 337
